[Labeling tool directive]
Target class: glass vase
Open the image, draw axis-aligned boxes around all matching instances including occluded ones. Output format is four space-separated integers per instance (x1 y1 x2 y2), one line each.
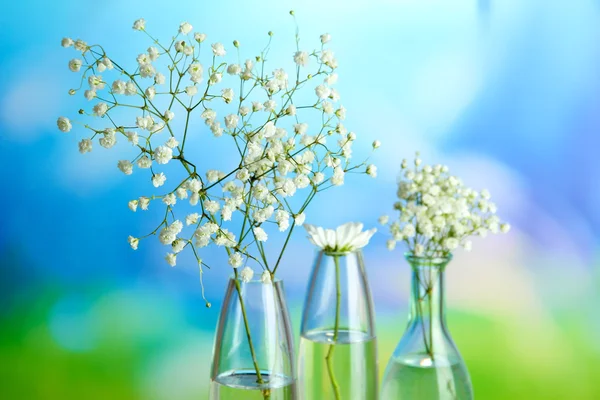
210 276 297 400
298 250 378 400
380 255 473 400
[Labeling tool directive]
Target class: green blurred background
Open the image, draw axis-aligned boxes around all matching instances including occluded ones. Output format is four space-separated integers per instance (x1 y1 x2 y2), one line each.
2 0 600 398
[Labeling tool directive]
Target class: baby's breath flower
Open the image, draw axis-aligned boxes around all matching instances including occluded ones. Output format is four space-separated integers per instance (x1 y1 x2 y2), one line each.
165 253 177 267
240 266 253 282
58 17 381 298
68 59 82 72
128 236 139 250
154 146 173 164
128 200 138 212
179 21 193 35
261 270 272 284
152 172 167 187
366 164 377 178
294 51 309 67
229 252 243 268
133 18 146 31
383 153 510 257
253 227 268 242
118 160 133 175
57 117 72 132
212 42 226 56
61 37 74 48
93 102 108 117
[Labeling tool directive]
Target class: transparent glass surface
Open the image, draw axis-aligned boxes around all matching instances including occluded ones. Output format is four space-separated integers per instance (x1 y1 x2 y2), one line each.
380 255 473 400
298 251 378 400
210 277 297 400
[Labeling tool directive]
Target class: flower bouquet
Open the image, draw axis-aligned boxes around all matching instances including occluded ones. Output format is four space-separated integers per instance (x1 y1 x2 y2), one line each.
379 153 510 400
57 12 378 399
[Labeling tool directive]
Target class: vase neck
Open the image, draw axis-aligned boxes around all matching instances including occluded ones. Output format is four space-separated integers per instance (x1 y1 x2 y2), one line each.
406 257 450 331
300 250 376 339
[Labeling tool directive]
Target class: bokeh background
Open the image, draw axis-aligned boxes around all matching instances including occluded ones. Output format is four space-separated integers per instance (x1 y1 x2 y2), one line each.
2 0 600 398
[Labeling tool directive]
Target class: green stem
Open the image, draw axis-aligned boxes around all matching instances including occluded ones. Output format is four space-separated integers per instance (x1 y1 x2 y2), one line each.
427 268 435 362
232 272 270 400
415 270 433 359
325 255 342 400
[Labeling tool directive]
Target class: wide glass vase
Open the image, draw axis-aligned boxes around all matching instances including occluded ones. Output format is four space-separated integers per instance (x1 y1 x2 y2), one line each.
210 277 297 400
380 255 473 400
298 250 378 400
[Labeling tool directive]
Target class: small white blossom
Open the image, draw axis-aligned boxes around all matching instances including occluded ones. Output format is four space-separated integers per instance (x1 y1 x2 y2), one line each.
152 172 167 187
93 102 108 117
222 88 234 103
315 84 331 99
165 253 177 267
186 85 198 96
227 64 242 75
148 46 159 61
253 227 268 242
165 137 179 149
229 252 243 268
212 42 226 56
68 59 82 72
224 114 239 130
133 18 146 31
128 200 138 212
154 146 173 164
294 51 309 66
117 160 133 175
320 33 331 44
195 32 206 42
366 164 377 178
295 212 306 226
145 86 156 100
78 139 92 154
128 236 139 250
155 73 166 85
240 266 253 282
74 39 88 52
186 213 200 226
163 193 177 206
179 21 193 35
261 270 272 284
57 117 72 132
139 197 150 210
61 37 74 47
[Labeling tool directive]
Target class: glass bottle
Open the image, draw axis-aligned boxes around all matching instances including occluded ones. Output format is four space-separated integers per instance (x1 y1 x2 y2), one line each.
298 250 378 400
210 277 297 400
380 255 473 400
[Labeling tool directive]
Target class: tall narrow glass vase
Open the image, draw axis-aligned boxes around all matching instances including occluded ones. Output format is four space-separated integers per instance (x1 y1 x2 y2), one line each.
380 255 473 400
210 277 297 400
298 250 378 400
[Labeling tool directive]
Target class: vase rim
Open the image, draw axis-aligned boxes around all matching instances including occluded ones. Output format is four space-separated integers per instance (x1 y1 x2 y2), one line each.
404 252 453 266
321 249 362 256
228 275 283 284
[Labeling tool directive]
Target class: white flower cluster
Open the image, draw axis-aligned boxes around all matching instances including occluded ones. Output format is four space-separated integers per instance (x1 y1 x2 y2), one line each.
58 17 379 286
381 153 510 257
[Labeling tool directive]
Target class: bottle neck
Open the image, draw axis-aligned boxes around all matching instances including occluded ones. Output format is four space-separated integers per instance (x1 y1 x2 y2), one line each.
407 263 447 330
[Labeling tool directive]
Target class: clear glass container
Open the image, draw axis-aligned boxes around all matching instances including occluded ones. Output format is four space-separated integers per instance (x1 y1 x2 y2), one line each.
380 255 473 400
210 277 297 400
298 250 378 400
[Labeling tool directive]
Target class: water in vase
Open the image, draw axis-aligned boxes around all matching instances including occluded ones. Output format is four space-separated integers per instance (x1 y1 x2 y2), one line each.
380 354 473 400
210 371 296 400
299 329 378 400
